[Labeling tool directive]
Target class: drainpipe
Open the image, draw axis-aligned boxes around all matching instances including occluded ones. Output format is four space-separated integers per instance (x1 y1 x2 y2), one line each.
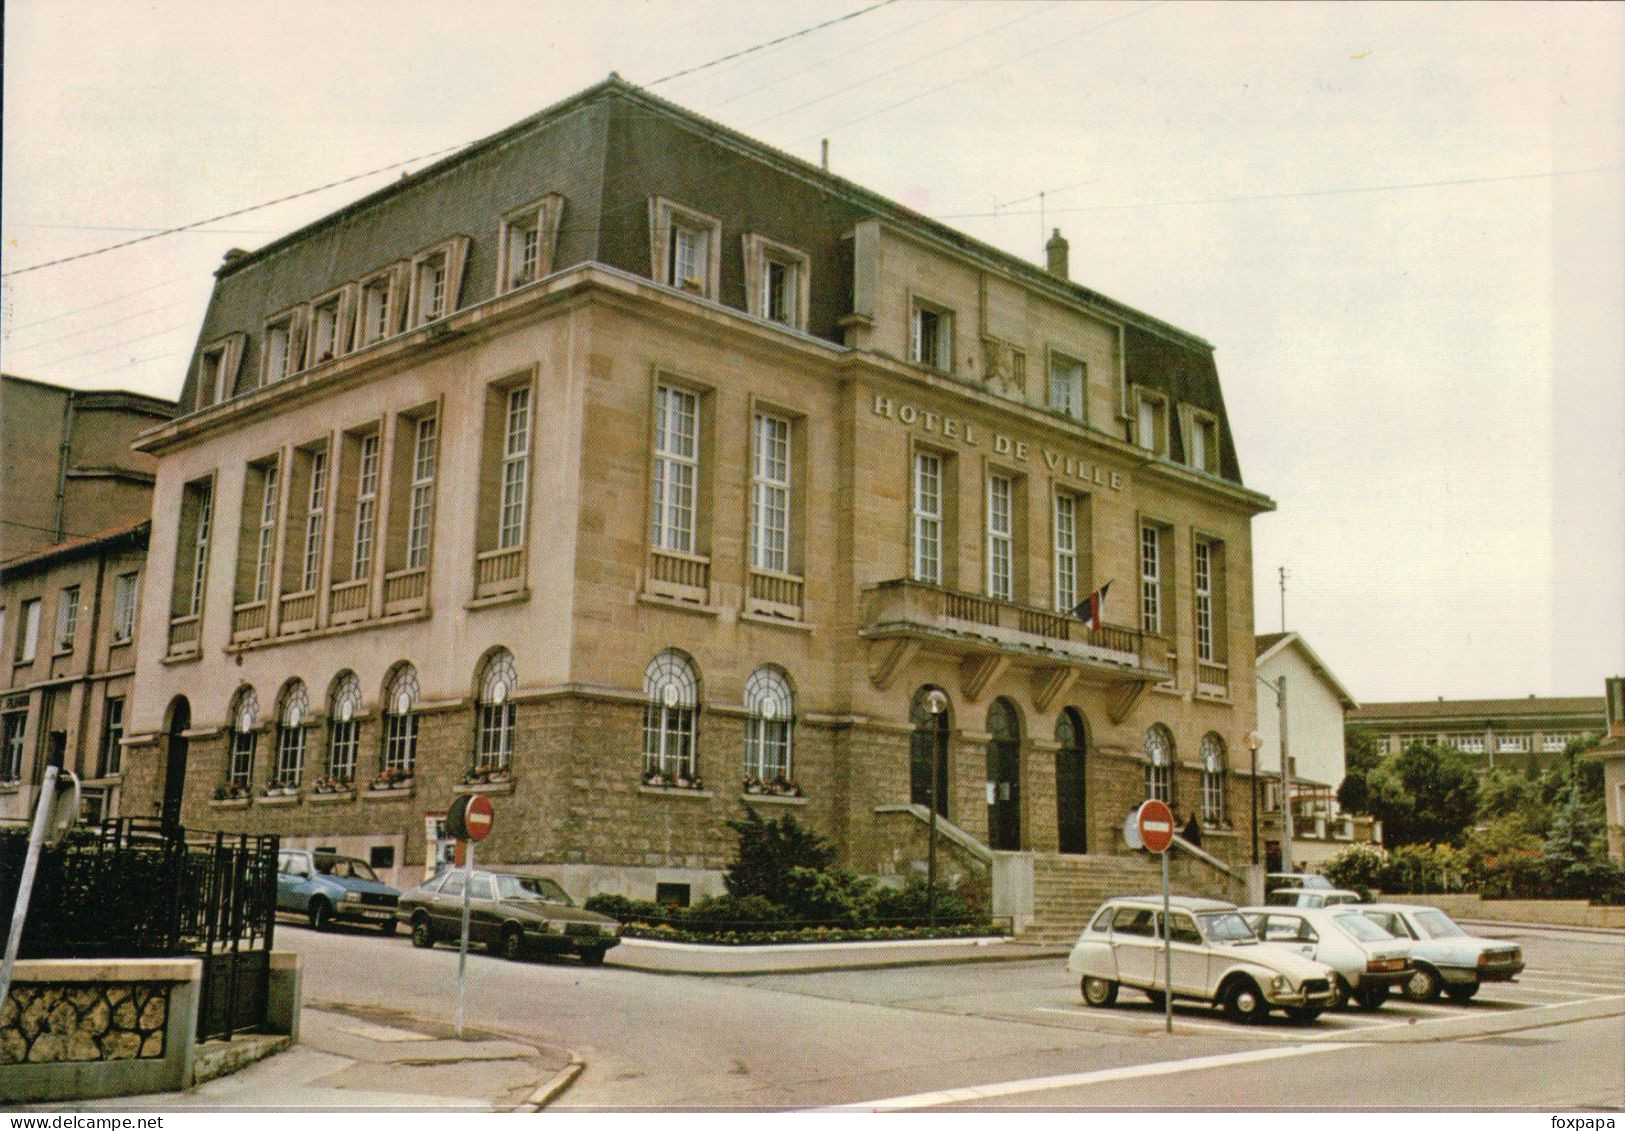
74 543 110 780
53 391 77 543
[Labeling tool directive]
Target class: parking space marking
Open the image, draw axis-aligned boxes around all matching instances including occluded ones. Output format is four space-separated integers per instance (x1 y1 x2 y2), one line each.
818 1041 1366 1110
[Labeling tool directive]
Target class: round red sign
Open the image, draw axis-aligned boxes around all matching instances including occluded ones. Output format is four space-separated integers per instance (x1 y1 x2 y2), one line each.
463 794 495 842
1136 799 1175 854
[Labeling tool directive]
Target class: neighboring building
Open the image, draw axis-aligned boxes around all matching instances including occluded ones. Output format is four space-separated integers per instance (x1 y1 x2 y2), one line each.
1351 694 1606 773
121 77 1274 920
1582 677 1625 864
0 376 174 825
1253 632 1374 871
1 374 172 562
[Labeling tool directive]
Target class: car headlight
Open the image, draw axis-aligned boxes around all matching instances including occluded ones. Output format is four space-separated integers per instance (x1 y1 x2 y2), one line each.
342 891 362 903
1271 974 1291 993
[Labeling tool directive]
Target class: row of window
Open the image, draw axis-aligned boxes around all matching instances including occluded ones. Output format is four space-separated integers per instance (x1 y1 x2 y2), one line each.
1141 723 1230 826
0 692 124 786
1393 730 1586 755
4 574 140 666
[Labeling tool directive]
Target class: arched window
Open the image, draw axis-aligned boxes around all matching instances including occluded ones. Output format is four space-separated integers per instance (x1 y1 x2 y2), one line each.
1200 732 1227 825
743 667 794 783
909 685 951 816
326 672 362 783
382 663 420 778
273 680 309 789
643 650 698 782
1144 723 1174 804
476 650 518 772
227 686 259 789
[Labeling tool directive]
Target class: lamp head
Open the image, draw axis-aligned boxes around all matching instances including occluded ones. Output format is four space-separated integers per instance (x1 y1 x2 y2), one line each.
1245 730 1263 752
924 689 949 716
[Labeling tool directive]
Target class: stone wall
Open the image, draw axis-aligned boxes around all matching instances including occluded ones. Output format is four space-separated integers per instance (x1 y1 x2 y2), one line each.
2 980 169 1065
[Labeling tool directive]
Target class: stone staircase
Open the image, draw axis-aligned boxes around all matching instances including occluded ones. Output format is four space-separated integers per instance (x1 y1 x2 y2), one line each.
1018 848 1247 944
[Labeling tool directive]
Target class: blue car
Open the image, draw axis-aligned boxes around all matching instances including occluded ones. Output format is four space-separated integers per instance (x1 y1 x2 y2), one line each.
277 848 401 933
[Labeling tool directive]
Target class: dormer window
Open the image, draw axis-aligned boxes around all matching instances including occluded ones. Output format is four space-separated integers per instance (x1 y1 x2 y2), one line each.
307 286 354 368
355 268 402 349
193 333 245 409
910 299 953 373
1048 350 1085 421
418 254 447 321
1134 388 1169 457
650 198 722 300
497 195 562 293
1182 407 1219 473
262 310 304 385
409 237 470 328
743 234 811 331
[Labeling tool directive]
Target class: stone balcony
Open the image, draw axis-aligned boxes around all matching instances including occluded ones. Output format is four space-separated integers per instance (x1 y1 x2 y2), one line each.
859 578 1172 718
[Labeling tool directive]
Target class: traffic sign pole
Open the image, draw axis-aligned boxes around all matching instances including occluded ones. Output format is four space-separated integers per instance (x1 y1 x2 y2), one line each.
1135 798 1176 1035
1161 847 1172 1034
456 839 474 1038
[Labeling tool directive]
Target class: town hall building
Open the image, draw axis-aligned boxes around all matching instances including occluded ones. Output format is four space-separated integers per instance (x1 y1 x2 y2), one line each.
122 77 1274 927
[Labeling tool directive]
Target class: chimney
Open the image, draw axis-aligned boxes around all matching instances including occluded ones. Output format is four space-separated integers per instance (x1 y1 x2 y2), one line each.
1045 228 1069 280
1607 676 1625 737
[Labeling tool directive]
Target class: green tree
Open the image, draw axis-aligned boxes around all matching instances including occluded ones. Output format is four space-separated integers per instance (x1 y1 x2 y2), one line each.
1542 782 1625 901
1336 724 1386 815
1366 743 1479 847
722 808 837 902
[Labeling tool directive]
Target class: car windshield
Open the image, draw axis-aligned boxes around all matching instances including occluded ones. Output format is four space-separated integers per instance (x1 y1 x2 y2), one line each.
1300 875 1334 890
1334 913 1394 942
1412 909 1467 939
315 856 378 882
1198 912 1256 943
493 874 573 905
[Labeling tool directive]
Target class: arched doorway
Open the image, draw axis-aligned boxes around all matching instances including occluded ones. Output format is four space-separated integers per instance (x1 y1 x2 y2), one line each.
161 696 191 829
1055 707 1088 854
909 686 950 817
986 698 1021 850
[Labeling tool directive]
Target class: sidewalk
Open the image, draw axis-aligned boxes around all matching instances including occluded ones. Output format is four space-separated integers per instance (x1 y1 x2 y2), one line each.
608 934 1066 975
42 1002 580 1112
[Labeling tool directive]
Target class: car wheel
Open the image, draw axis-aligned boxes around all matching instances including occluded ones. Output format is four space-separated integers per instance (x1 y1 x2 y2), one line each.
1403 964 1441 1002
1443 982 1479 1003
410 914 435 949
579 948 607 967
1353 984 1390 1011
500 926 526 961
1081 976 1118 1007
1221 978 1268 1024
378 918 398 936
1284 1006 1323 1024
1329 975 1351 1011
308 899 332 932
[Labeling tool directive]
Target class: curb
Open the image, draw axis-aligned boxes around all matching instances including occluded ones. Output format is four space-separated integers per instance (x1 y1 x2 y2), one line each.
516 1057 585 1111
1457 918 1625 937
609 938 1066 977
1345 993 1625 1044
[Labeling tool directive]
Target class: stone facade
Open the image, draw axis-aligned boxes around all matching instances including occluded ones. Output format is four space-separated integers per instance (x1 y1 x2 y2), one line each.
120 79 1272 917
1 979 168 1065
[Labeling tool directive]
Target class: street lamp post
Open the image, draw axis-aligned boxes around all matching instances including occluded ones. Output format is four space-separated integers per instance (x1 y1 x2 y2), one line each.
1255 673 1294 875
1245 730 1263 866
924 689 949 928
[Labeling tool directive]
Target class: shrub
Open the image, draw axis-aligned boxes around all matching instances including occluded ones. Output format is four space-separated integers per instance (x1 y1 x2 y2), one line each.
1324 843 1385 895
723 808 836 903
1379 842 1467 894
583 893 664 923
868 875 975 924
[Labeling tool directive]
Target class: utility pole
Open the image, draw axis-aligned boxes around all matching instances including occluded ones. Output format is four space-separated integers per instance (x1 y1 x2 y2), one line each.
1279 674 1295 875
1278 566 1288 634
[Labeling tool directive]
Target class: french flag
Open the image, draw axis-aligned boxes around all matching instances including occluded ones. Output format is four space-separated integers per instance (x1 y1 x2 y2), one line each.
1071 581 1111 630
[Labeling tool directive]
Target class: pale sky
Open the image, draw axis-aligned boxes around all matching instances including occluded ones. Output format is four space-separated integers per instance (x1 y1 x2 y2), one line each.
3 1 1621 703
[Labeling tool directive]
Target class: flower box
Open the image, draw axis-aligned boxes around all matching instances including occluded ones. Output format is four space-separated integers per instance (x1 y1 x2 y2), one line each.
460 779 514 795
308 789 355 804
740 792 807 807
364 786 415 802
208 797 249 810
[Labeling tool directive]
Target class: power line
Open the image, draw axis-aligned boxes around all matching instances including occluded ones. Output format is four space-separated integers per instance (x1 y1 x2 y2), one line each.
0 274 195 333
935 164 1625 220
794 1 1166 144
11 223 280 236
648 0 900 87
7 295 198 352
749 1 1062 130
26 322 190 372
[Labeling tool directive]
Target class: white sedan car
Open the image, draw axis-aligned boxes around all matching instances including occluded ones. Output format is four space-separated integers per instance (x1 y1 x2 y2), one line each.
1068 895 1340 1023
1241 906 1413 1009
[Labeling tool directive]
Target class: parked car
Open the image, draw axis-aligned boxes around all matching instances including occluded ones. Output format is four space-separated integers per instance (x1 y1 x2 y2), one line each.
1357 902 1524 1002
1240 905 1412 1009
1266 887 1362 909
397 869 622 964
1264 872 1335 896
1068 895 1340 1023
276 849 400 932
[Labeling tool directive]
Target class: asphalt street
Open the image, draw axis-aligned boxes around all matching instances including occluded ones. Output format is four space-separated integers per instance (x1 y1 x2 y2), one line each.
280 919 1624 1110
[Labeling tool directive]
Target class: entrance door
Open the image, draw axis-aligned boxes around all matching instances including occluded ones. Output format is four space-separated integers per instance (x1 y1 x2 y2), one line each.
1055 708 1088 854
161 697 190 829
985 699 1021 850
909 688 950 817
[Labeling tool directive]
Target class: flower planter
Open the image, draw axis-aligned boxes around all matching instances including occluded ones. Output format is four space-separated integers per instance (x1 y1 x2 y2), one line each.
740 792 807 806
459 779 514 795
308 790 356 804
208 797 249 810
258 793 300 806
364 786 414 801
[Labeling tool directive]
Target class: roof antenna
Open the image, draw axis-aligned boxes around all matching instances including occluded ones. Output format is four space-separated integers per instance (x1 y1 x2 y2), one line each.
1039 191 1046 252
1279 566 1289 633
821 139 829 172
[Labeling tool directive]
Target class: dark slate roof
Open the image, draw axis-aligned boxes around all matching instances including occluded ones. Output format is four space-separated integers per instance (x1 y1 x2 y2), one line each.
179 76 1247 484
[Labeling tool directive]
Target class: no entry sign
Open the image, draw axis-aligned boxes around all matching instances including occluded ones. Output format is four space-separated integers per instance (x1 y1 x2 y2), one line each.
1136 799 1175 854
446 793 495 842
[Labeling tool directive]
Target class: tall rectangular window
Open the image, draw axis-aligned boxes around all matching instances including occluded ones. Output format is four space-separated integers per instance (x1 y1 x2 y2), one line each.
352 433 380 579
228 729 255 788
417 254 447 322
651 385 699 553
383 713 418 774
16 599 41 663
1189 414 1217 473
359 276 393 346
500 199 558 293
509 217 542 288
301 449 328 591
111 572 138 643
55 586 80 651
911 303 951 371
1 708 25 783
328 719 358 782
1136 392 1168 456
188 481 213 617
751 413 791 573
1049 353 1084 420
986 475 1013 601
912 452 942 585
1054 494 1078 613
499 387 532 550
99 696 125 777
406 416 438 569
253 464 279 603
1140 524 1162 635
670 223 708 292
1194 540 1214 662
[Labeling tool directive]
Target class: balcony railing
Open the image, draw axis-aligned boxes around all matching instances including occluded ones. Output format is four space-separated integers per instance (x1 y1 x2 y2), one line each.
382 566 427 614
231 601 268 642
329 578 369 623
167 614 200 656
475 546 525 599
860 578 1171 678
1196 659 1229 696
747 568 804 621
278 590 317 631
647 548 710 604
